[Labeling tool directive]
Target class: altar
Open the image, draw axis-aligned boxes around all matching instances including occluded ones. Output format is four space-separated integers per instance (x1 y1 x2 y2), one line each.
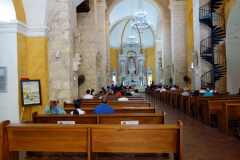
117 43 147 86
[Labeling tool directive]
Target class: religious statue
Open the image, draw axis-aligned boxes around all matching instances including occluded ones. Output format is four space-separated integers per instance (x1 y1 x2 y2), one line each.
75 25 82 58
129 60 135 70
160 66 164 78
121 61 125 76
117 49 121 55
190 49 198 68
128 60 136 78
97 52 102 70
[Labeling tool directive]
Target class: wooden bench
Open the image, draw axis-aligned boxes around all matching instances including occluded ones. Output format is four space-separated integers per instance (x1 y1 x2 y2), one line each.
32 112 166 124
238 116 240 136
202 100 240 126
64 106 157 114
64 102 151 108
0 120 183 160
217 103 240 136
193 97 240 120
78 99 147 103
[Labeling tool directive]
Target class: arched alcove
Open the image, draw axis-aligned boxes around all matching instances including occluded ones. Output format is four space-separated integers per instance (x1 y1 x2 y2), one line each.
226 0 240 94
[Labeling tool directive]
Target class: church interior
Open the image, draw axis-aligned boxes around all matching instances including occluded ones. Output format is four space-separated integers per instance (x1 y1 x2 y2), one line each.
1 0 240 159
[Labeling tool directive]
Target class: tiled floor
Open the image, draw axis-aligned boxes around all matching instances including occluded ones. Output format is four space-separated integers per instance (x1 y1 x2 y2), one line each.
19 93 240 160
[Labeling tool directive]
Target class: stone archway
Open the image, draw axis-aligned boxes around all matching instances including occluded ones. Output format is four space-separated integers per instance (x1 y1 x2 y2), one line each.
226 0 240 94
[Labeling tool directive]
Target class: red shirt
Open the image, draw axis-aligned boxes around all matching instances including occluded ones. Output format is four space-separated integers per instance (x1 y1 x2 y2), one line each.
116 92 121 96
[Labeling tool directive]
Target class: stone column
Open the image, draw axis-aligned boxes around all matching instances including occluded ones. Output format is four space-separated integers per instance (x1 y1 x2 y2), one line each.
189 68 196 90
105 20 111 86
169 1 187 88
77 0 98 96
47 0 77 104
155 40 162 84
97 1 107 89
193 0 211 89
161 19 172 85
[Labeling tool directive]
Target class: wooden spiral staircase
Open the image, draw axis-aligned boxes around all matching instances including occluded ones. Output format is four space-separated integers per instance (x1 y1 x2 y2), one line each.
199 0 226 89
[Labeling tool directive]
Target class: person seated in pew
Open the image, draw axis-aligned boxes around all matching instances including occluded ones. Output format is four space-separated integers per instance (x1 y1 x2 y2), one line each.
237 88 240 95
118 92 129 101
45 99 66 114
181 90 190 96
91 89 96 97
71 99 85 114
125 89 132 96
199 88 206 93
83 89 93 99
203 88 213 97
133 89 141 96
130 89 135 95
99 87 105 94
116 91 121 96
93 95 115 114
191 90 199 97
184 86 189 90
171 85 176 90
160 86 166 92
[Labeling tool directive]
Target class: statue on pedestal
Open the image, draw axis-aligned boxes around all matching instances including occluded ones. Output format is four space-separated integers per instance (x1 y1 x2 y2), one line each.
128 60 136 78
74 25 82 58
190 49 198 68
139 60 143 75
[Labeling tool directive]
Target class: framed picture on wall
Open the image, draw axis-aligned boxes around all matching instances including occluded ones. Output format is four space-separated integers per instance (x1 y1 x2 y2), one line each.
20 80 42 106
0 67 7 93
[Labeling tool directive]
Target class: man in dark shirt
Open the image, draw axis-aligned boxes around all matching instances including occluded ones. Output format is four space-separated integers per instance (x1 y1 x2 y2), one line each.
125 89 132 96
93 95 115 114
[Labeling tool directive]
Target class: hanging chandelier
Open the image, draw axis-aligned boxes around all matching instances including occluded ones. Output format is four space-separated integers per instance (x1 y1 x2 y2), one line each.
127 34 138 46
132 0 150 33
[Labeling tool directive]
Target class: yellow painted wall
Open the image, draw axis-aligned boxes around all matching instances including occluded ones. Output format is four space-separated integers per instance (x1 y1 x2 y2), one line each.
186 0 194 89
12 0 26 23
145 47 156 82
17 36 49 122
110 48 120 71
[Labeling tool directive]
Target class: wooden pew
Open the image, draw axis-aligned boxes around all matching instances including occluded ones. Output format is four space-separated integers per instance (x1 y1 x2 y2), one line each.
202 100 240 126
64 102 151 108
217 103 240 136
194 97 240 120
238 116 240 136
1 120 183 160
32 111 166 124
64 106 157 114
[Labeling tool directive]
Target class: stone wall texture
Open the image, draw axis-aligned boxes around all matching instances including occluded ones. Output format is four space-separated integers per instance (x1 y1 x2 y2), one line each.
170 1 188 88
47 0 78 105
77 0 98 97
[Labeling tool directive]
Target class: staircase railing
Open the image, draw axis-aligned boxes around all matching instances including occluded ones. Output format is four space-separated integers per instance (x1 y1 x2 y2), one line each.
199 0 226 90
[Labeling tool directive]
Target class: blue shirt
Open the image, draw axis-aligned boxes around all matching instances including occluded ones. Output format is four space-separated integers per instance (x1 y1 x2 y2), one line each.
125 92 132 96
93 104 115 114
203 92 213 97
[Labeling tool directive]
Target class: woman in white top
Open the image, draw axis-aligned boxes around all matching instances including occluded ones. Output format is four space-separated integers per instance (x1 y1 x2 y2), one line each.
118 92 129 101
70 99 85 114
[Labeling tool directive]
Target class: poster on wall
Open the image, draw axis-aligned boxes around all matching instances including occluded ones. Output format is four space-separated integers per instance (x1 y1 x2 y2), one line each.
20 80 42 106
0 67 7 93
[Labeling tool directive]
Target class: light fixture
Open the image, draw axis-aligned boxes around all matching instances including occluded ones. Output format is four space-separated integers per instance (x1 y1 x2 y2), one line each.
127 0 138 46
132 0 150 33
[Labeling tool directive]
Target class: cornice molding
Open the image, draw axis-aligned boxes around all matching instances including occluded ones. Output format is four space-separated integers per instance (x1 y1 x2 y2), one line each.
0 20 50 37
168 1 186 10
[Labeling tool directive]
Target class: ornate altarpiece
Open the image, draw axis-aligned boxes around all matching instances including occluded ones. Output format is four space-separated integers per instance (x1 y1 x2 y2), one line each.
118 44 146 86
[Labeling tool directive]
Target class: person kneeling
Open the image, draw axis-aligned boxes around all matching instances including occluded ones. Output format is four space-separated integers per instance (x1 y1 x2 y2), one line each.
71 99 85 114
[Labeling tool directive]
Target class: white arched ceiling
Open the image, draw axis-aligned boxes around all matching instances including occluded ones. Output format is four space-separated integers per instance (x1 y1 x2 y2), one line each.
0 0 16 22
109 0 159 31
226 0 240 94
110 18 154 47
